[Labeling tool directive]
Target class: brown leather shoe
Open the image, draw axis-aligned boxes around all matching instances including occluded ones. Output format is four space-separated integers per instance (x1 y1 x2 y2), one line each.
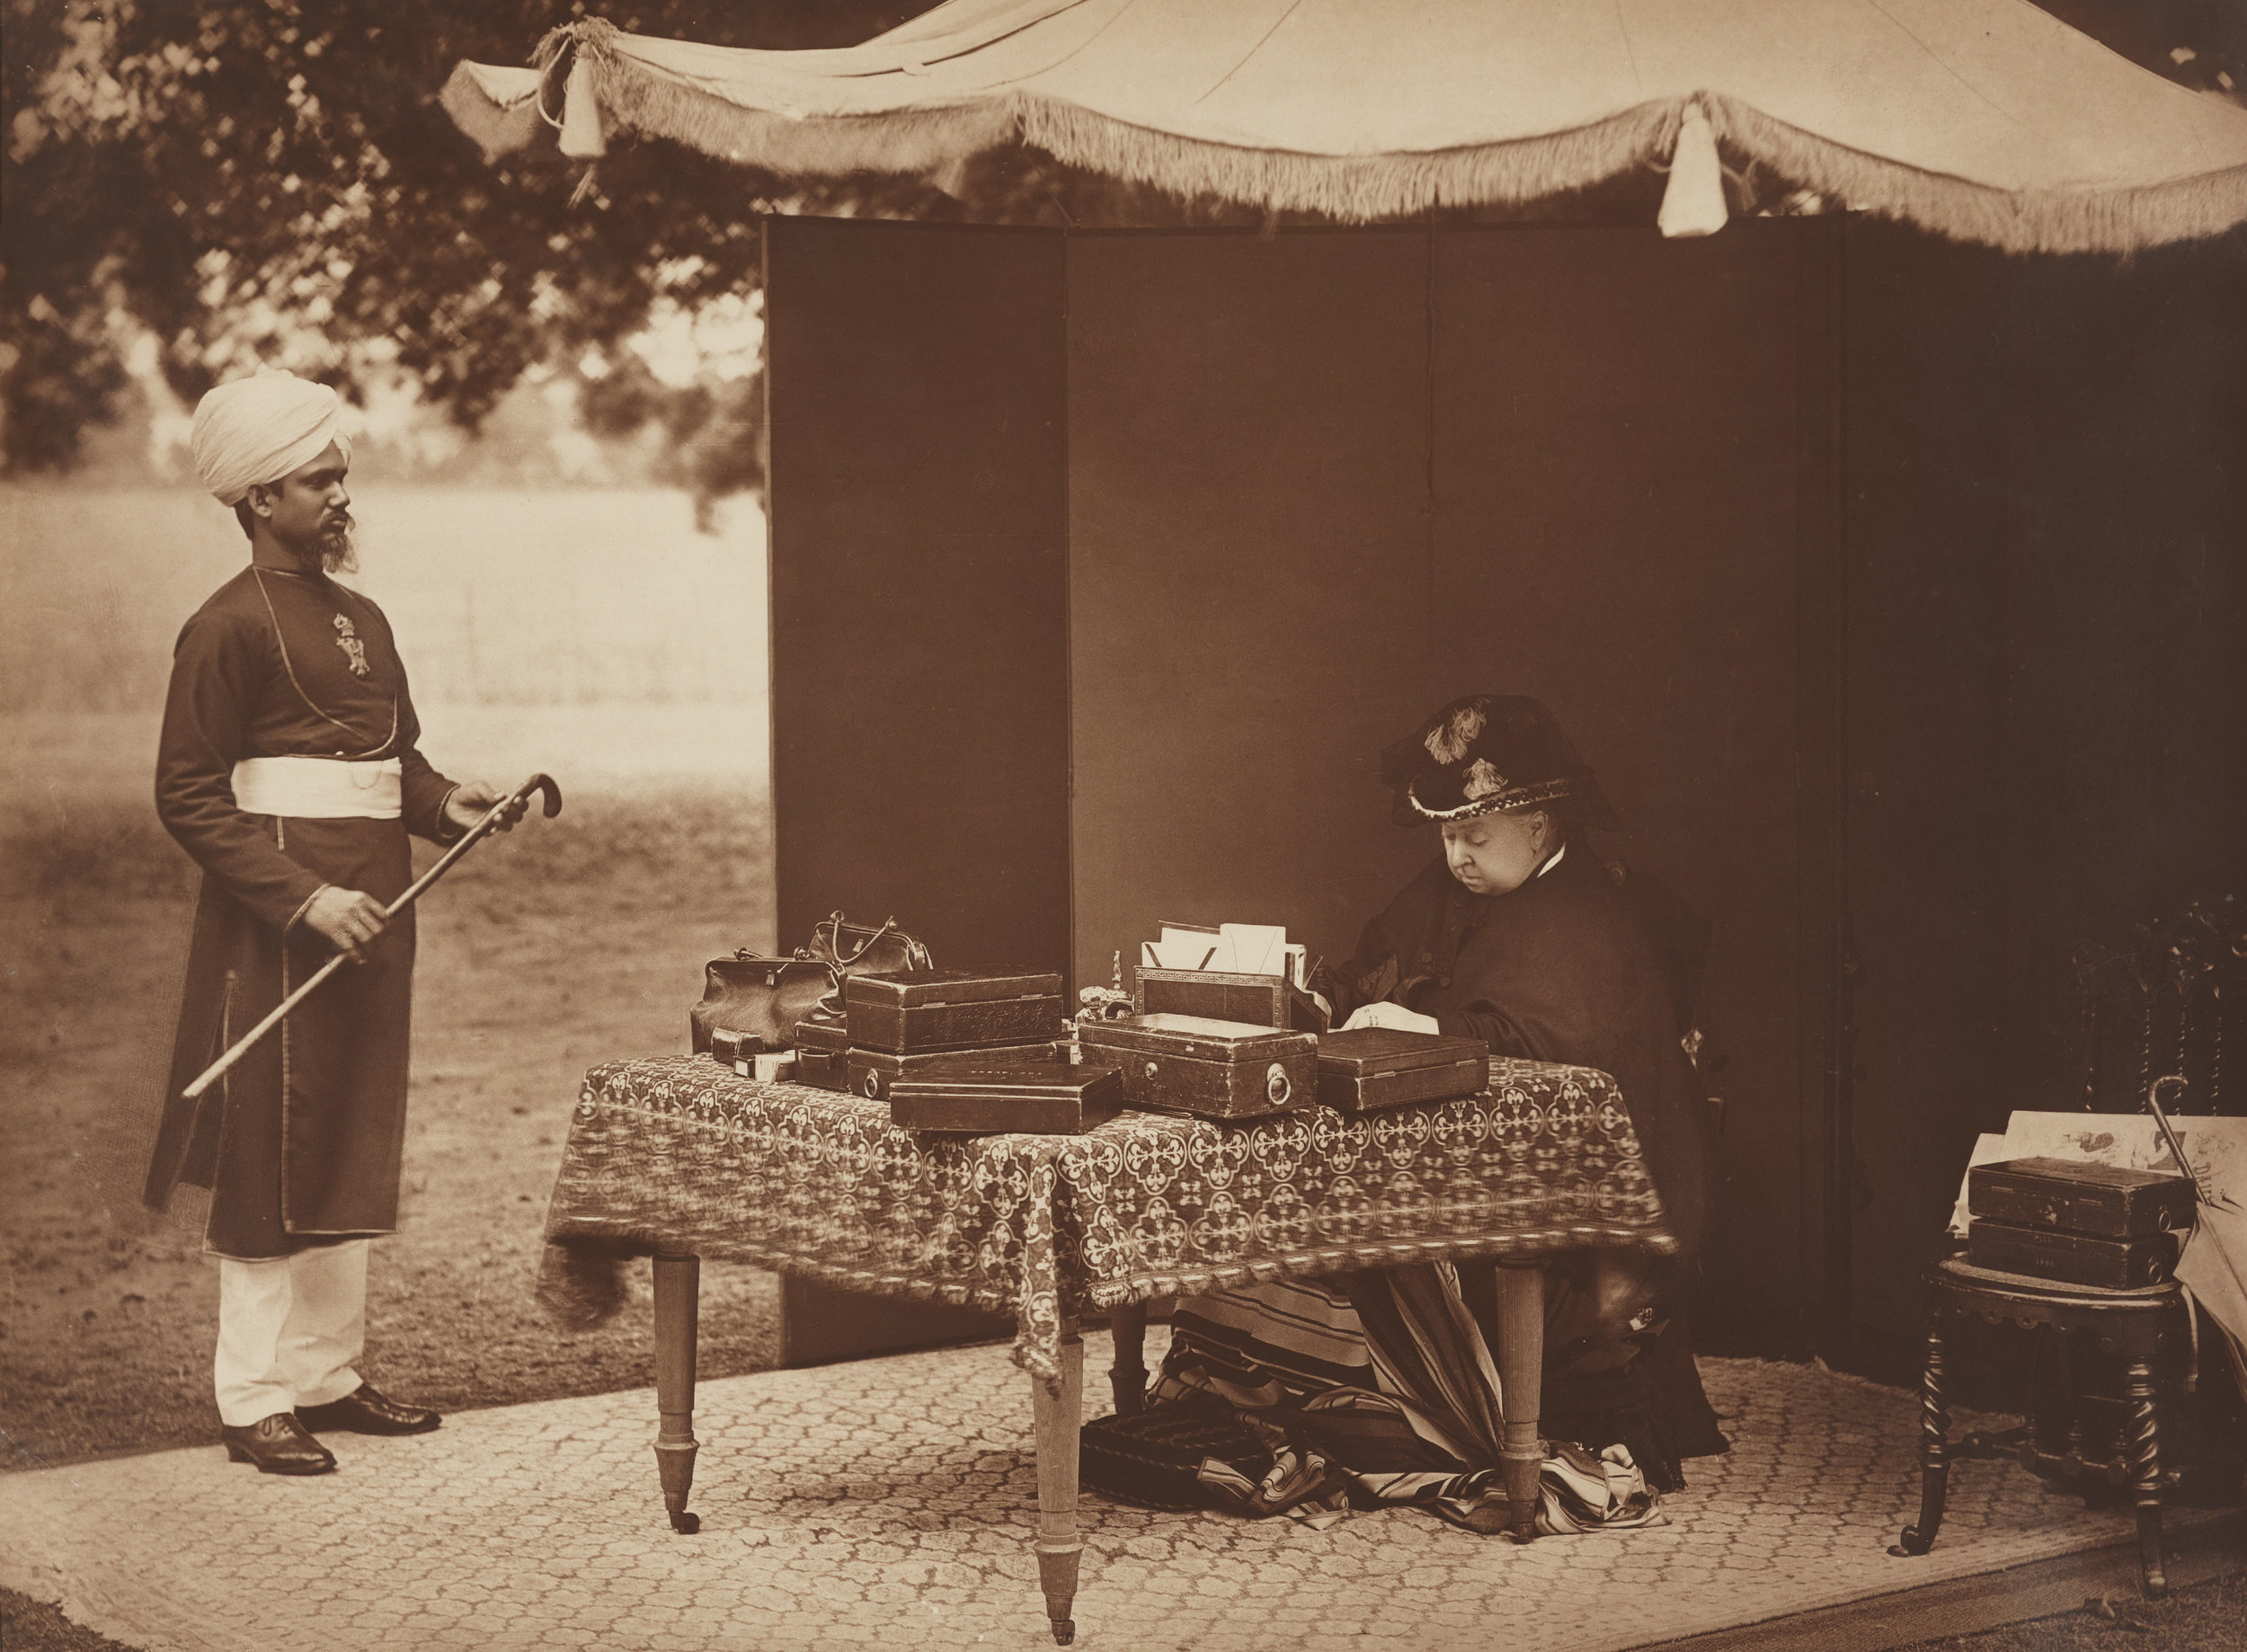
296 1381 441 1435
222 1412 337 1475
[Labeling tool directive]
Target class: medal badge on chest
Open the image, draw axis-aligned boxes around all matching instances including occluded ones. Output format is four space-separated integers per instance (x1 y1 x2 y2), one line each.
333 613 370 678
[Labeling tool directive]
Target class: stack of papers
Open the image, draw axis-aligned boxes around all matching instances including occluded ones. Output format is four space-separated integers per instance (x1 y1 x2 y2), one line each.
1141 921 1309 985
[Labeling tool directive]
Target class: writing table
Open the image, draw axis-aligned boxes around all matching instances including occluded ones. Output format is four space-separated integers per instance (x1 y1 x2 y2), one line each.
539 1054 1675 1643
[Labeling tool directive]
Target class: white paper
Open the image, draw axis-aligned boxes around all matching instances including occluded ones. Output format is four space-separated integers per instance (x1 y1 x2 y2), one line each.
1155 926 1221 970
1221 922 1288 978
1141 920 1293 975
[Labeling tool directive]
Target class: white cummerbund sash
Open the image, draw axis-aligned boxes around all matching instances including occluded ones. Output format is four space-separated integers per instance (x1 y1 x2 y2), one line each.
231 756 403 820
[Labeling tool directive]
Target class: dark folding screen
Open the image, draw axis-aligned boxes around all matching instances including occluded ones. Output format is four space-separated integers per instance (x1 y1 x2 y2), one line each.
1065 231 1437 991
1427 226 1827 1342
764 218 1071 978
1842 219 2247 1350
766 214 1845 1359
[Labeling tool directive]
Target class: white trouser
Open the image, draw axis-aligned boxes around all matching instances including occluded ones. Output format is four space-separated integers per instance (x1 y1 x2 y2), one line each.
214 1239 369 1426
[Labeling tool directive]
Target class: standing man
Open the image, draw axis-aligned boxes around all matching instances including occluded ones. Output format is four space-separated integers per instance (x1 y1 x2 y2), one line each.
145 370 530 1475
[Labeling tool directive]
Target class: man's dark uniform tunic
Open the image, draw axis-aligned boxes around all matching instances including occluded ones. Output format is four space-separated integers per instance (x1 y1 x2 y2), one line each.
147 564 457 1259
1319 848 1710 1257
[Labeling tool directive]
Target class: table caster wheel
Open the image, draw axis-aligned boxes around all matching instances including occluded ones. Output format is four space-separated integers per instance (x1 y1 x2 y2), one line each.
669 1509 700 1534
1049 1619 1074 1647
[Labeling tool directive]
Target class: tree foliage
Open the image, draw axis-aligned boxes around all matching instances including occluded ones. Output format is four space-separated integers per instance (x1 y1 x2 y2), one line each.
4 1 2236 502
0 2 949 492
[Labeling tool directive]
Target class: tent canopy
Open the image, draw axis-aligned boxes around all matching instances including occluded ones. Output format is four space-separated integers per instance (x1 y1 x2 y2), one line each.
445 0 2247 252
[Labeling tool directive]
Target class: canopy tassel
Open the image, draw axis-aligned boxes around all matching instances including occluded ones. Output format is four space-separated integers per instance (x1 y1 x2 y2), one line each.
560 52 608 159
1657 102 1727 238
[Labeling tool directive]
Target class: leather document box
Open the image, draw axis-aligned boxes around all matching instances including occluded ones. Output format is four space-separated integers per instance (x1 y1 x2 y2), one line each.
1967 1218 2181 1289
889 1057 1125 1136
1315 1027 1488 1113
1967 1157 2196 1239
843 969 1065 1054
848 1041 1063 1102
1135 967 1328 1034
789 1018 850 1091
1076 1014 1316 1119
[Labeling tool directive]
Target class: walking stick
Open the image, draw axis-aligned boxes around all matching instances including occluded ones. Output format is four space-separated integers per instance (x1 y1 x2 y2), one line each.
180 772 563 1102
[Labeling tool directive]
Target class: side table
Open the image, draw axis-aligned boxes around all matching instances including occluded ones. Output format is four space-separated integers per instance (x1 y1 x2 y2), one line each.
1889 1257 2189 1596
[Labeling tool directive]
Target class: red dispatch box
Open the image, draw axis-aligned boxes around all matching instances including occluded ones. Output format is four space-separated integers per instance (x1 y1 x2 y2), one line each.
843 969 1065 1054
1315 1027 1488 1113
889 1056 1124 1136
1077 1013 1316 1119
848 1042 1065 1102
1967 1157 2197 1239
1967 1221 2181 1289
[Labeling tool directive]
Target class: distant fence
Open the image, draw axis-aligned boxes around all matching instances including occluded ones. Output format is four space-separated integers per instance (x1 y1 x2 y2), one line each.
0 485 768 714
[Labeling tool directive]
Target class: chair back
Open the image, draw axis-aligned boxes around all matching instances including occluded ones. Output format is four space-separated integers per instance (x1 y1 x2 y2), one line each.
2074 896 2246 1115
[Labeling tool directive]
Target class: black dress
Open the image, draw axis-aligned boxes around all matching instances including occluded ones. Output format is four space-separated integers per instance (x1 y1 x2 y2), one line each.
1318 845 1710 1255
1317 843 1728 1484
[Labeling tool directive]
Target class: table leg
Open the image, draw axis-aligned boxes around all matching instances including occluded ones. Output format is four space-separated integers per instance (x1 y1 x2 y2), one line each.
1892 1311 1950 1557
653 1253 701 1535
1495 1262 1545 1544
1108 1303 1149 1416
1031 1325 1084 1646
2123 1359 2168 1598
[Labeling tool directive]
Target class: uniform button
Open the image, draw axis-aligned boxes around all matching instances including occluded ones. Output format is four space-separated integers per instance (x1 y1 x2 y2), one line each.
1419 951 1433 964
1438 976 1452 988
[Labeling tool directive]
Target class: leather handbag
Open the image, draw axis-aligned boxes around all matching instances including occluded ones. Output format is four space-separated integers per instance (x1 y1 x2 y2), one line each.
688 953 839 1054
795 911 934 980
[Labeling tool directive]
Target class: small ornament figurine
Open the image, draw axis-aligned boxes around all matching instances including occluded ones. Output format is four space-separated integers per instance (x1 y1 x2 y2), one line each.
333 613 369 677
1075 950 1134 1024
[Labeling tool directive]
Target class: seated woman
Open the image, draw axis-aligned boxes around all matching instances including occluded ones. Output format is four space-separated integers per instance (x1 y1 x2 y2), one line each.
1126 695 1725 1517
1325 694 1707 1244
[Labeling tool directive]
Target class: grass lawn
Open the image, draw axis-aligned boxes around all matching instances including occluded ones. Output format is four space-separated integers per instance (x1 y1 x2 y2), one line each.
2 778 783 1471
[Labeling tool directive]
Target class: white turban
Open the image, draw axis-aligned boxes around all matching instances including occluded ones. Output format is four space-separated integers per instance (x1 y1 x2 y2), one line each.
189 370 353 506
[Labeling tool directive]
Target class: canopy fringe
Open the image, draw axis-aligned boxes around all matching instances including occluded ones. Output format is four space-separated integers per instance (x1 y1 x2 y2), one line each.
587 46 1017 178
1019 99 1683 222
1706 95 2247 255
475 28 2247 253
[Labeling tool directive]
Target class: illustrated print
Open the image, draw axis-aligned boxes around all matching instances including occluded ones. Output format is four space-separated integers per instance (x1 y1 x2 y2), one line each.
333 613 369 677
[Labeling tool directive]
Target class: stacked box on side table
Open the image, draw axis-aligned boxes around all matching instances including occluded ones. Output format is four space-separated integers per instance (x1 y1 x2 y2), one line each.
1966 1156 2195 1289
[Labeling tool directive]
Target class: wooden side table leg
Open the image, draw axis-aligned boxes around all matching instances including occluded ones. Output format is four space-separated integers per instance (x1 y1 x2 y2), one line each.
1031 1326 1085 1645
2123 1359 2168 1598
1108 1303 1149 1416
1495 1262 1545 1545
653 1253 702 1535
1892 1310 1949 1557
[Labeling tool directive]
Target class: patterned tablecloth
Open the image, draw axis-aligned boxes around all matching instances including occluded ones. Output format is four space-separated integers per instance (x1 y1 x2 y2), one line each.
539 1054 1677 1385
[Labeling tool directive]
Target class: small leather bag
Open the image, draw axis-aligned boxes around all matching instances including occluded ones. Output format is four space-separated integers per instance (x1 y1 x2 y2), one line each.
689 953 839 1054
795 912 934 980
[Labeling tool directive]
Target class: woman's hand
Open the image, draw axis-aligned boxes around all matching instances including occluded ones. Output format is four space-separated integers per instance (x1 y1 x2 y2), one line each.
1340 1001 1440 1035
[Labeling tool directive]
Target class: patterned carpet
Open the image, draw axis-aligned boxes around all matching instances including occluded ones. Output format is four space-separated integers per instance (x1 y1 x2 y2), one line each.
0 1327 2224 1652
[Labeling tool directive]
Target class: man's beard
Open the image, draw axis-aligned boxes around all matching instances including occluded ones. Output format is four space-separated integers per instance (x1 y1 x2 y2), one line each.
308 518 358 574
